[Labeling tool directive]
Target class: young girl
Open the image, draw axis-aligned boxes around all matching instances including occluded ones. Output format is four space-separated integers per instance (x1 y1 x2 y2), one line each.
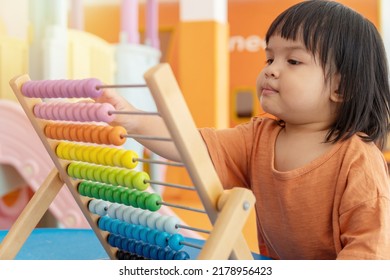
95 1 390 259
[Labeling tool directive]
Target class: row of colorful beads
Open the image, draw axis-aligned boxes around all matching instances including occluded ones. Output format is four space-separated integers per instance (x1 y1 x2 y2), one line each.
98 216 184 251
108 234 190 260
46 123 127 146
78 182 161 211
33 101 115 123
21 78 103 98
56 142 137 169
68 162 149 190
89 201 179 234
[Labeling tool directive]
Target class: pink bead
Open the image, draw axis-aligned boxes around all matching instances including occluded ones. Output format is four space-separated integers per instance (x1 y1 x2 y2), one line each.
73 102 87 122
32 82 43 98
83 78 103 98
45 102 56 120
21 81 34 97
33 104 42 118
58 102 68 120
65 103 76 121
95 103 115 123
59 80 72 98
51 101 62 120
82 103 95 122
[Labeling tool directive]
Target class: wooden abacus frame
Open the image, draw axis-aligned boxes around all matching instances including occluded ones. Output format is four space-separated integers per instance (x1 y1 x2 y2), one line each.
0 63 255 260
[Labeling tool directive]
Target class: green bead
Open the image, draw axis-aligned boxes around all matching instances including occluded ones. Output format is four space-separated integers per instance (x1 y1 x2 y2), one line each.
129 190 140 207
120 188 133 206
116 169 128 186
90 182 101 199
136 191 149 210
77 181 87 195
98 184 108 200
105 187 115 202
86 166 96 181
72 163 82 179
100 167 111 184
93 166 103 182
132 171 150 191
123 170 137 188
145 193 162 211
113 187 126 203
108 168 121 186
67 163 75 177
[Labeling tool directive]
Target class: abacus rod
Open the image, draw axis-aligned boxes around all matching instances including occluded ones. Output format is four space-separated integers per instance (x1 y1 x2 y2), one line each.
177 224 211 234
146 179 195 191
109 111 160 116
181 241 203 250
135 158 184 167
158 201 206 213
97 84 147 89
122 134 172 142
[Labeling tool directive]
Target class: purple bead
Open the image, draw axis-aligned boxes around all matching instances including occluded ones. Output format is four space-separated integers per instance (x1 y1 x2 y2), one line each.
95 103 115 123
21 81 34 97
83 78 103 98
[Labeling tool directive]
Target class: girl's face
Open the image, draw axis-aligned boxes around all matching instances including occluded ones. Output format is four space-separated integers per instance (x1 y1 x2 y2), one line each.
257 35 340 126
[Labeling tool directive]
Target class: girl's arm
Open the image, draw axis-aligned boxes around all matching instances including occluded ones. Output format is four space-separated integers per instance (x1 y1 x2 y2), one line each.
94 88 181 162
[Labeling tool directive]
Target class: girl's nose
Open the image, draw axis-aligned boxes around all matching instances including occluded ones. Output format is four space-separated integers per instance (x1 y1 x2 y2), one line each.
264 63 279 79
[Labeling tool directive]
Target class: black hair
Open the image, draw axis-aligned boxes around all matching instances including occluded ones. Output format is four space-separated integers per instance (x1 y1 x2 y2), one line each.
266 0 390 149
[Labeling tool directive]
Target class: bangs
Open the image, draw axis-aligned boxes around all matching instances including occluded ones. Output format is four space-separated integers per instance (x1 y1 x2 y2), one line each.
265 1 347 71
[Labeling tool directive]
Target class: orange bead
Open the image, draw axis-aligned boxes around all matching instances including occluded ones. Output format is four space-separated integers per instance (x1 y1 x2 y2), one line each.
56 124 65 140
99 126 112 145
83 125 95 143
108 126 127 146
44 124 53 139
90 126 105 145
62 124 72 140
69 125 79 142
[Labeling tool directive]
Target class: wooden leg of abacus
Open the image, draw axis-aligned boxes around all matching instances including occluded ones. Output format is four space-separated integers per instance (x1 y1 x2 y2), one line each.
198 188 255 260
0 168 64 260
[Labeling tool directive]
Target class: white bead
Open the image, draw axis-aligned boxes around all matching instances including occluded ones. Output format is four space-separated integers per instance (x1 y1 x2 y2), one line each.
88 199 99 213
155 215 169 232
107 203 121 219
115 205 127 221
130 208 143 224
138 210 150 227
164 216 179 234
122 207 135 224
95 200 109 216
146 212 161 229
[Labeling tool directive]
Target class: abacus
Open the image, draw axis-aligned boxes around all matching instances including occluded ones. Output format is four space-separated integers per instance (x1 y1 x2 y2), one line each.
0 63 255 260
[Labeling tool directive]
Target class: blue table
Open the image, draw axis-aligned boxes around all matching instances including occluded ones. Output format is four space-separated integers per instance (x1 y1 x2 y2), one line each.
0 228 269 260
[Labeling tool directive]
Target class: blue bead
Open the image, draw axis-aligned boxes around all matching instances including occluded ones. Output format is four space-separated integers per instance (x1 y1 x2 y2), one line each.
168 233 184 251
165 250 176 260
124 224 135 239
139 227 150 242
149 245 159 260
147 229 159 244
155 231 169 247
142 243 151 259
157 247 169 260
128 240 136 253
174 251 190 260
132 225 142 240
135 241 144 256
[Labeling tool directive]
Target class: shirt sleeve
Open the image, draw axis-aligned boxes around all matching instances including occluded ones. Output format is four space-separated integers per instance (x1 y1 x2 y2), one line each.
199 121 256 190
337 148 390 260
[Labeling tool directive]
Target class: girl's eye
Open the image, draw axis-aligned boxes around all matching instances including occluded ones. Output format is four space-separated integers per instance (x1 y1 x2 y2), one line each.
288 59 300 65
266 58 273 65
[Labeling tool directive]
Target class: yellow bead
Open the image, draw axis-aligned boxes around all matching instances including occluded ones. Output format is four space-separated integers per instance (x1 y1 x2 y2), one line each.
96 147 111 166
89 146 103 164
113 149 127 167
104 148 117 166
121 150 138 169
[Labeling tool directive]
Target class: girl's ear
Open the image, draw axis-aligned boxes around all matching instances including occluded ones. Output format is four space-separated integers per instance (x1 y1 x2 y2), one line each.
329 73 343 103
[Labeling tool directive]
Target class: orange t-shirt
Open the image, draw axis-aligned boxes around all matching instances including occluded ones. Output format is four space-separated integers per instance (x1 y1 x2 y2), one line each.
200 117 390 259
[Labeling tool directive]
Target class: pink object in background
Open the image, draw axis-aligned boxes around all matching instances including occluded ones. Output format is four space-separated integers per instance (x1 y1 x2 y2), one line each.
121 0 140 44
0 100 89 229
